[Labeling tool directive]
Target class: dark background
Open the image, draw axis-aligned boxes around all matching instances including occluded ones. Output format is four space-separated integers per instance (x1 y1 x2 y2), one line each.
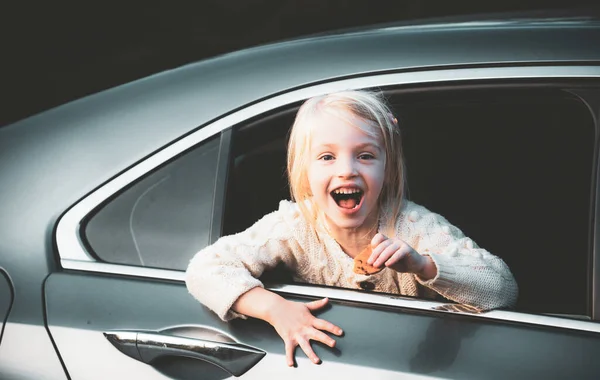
2 1 598 127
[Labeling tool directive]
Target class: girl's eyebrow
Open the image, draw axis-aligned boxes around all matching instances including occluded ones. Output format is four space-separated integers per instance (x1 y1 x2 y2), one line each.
356 142 382 151
313 143 337 149
313 142 381 151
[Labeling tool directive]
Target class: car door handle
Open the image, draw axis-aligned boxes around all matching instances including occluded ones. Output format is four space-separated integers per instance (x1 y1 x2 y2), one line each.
104 328 266 377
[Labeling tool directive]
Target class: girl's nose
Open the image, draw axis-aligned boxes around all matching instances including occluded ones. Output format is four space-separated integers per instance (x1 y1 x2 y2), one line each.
336 157 358 178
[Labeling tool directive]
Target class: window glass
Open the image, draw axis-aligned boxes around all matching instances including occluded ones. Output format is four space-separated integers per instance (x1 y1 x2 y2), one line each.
84 135 220 271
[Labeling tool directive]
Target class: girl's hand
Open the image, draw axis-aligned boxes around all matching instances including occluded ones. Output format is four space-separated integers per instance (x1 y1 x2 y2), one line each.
368 233 437 280
265 297 343 366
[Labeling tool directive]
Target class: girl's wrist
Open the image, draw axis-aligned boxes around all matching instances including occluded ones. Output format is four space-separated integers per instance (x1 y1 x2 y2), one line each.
416 254 437 281
233 287 287 324
263 295 289 325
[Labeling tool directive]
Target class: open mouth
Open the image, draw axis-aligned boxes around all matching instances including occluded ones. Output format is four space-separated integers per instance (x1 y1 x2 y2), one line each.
330 188 364 209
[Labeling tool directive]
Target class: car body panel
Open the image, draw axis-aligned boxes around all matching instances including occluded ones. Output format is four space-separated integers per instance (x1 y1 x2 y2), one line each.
0 269 12 343
45 273 600 379
0 323 67 380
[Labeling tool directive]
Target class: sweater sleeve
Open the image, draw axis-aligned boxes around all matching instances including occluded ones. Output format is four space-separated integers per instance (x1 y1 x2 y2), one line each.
185 201 303 321
401 202 518 310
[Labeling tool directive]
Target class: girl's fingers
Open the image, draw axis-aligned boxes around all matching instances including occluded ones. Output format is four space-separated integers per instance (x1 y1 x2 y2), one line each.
384 246 410 267
279 299 342 366
298 338 321 364
310 329 337 348
306 297 328 311
372 241 401 267
371 233 388 248
313 318 343 336
368 239 394 264
285 341 295 367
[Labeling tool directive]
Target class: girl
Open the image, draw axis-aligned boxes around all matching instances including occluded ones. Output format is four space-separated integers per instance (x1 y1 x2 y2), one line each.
186 90 518 366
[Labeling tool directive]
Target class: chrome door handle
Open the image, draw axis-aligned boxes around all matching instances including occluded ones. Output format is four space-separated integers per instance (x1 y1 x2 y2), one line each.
104 327 266 377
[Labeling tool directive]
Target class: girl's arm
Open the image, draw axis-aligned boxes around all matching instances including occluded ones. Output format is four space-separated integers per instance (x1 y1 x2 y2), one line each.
185 202 300 320
185 201 342 365
402 202 519 310
232 287 342 366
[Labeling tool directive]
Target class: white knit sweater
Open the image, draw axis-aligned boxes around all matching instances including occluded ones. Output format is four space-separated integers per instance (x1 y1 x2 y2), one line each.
186 200 518 321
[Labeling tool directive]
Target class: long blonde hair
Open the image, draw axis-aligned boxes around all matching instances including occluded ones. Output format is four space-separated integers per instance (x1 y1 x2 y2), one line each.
287 89 406 236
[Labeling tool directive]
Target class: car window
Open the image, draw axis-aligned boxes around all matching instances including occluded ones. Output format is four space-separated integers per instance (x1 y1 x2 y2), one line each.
222 85 595 318
390 87 594 317
83 135 220 271
223 107 297 236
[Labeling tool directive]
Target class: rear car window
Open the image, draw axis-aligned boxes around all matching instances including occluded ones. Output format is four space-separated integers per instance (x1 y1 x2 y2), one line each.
83 135 220 271
391 87 594 316
222 86 595 318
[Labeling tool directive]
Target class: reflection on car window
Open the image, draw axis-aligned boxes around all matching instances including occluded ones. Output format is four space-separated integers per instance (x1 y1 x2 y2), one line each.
84 135 220 270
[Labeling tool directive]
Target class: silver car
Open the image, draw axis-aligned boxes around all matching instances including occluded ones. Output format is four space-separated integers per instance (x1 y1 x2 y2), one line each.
1 14 600 379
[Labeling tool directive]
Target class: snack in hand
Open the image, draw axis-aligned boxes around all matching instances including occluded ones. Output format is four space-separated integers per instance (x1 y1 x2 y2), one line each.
353 246 383 275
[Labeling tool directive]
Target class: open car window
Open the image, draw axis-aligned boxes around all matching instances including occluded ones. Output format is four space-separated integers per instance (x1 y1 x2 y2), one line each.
222 85 595 319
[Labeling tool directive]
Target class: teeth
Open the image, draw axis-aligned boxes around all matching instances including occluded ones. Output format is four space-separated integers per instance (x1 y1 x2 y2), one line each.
333 188 361 194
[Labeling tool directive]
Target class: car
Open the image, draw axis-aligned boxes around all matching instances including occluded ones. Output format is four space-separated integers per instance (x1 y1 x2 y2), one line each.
1 13 600 380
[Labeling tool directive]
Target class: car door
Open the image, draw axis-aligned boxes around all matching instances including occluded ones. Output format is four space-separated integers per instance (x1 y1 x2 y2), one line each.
45 67 600 379
0 269 12 346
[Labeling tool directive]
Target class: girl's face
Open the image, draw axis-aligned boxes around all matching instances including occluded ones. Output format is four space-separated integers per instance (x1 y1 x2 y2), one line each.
307 109 386 232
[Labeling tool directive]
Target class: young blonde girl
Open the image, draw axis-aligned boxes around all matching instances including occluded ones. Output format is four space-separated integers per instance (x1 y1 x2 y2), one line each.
186 89 518 366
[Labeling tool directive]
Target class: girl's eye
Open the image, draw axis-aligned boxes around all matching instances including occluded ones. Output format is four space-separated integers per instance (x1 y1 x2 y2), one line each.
319 154 334 161
359 153 375 160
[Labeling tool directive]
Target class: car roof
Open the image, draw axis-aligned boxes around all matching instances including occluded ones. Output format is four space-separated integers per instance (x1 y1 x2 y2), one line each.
6 17 600 134
1 17 600 249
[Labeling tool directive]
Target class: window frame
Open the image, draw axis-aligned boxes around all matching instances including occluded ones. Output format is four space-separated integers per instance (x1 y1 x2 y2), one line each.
55 65 600 334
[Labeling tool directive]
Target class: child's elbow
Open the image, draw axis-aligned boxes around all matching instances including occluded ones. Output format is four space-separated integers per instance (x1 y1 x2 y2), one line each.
185 251 208 302
502 274 519 309
487 274 519 311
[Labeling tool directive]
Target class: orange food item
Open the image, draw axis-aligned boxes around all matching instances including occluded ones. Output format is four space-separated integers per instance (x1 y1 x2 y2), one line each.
353 246 383 275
